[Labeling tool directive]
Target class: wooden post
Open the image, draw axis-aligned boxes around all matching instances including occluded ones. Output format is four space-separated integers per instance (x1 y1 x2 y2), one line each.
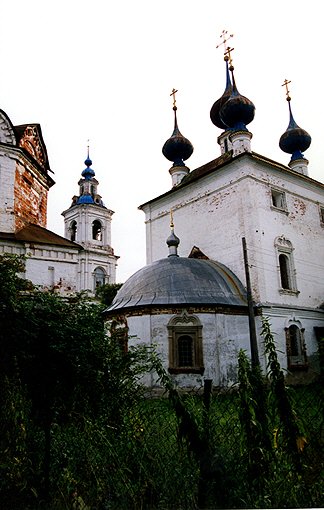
242 237 259 367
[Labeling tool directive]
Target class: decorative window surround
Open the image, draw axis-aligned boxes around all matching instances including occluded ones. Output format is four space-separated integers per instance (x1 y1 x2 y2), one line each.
285 320 308 370
275 236 299 295
168 311 204 374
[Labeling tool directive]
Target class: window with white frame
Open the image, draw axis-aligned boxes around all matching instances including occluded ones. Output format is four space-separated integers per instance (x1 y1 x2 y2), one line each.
274 236 298 294
168 312 204 374
271 188 287 211
285 322 307 370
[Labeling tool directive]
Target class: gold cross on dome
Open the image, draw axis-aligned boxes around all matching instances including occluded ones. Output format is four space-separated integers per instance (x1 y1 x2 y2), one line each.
282 79 291 101
170 208 174 229
224 45 234 66
170 88 178 108
216 30 233 50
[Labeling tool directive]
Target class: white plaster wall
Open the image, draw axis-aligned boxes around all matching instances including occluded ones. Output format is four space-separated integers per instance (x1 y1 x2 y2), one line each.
0 241 24 256
25 245 79 292
123 307 323 389
63 204 112 246
0 151 16 232
256 308 324 374
141 156 324 310
63 204 117 291
126 311 251 388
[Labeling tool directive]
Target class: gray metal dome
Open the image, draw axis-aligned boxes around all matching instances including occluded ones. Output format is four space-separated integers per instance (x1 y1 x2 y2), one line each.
105 257 247 312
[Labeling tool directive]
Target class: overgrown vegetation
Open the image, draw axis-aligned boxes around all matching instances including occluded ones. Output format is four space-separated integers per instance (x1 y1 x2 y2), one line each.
95 282 123 306
0 254 323 509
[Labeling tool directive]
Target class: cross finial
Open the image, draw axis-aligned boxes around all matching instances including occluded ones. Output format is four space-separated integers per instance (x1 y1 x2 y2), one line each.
282 79 291 102
224 46 234 67
170 208 174 229
87 138 90 157
216 30 234 62
170 88 178 109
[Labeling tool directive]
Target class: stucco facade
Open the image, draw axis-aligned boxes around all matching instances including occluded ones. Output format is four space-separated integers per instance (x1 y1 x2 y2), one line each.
107 56 324 387
62 154 119 292
0 108 118 294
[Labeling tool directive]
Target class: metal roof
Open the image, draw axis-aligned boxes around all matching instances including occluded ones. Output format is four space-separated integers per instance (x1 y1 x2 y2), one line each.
0 224 82 249
106 256 247 313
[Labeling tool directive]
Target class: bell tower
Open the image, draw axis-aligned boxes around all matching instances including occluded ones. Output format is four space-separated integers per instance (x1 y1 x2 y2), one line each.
62 149 119 292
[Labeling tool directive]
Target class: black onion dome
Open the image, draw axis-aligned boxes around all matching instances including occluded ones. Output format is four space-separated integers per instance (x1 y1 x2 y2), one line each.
279 101 311 161
162 107 193 167
167 230 180 248
210 59 233 129
220 74 255 131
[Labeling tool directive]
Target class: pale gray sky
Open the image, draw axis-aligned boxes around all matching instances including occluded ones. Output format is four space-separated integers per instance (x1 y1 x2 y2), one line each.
1 0 322 281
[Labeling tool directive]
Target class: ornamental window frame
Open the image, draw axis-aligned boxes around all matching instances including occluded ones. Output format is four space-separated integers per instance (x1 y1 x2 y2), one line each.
285 320 308 370
168 311 204 375
274 236 299 295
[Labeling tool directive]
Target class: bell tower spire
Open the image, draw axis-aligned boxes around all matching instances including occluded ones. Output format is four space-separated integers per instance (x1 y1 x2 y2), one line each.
61 146 119 292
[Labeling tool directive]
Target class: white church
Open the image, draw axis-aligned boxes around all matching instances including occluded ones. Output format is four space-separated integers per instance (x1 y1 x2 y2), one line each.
0 41 323 388
0 110 118 294
105 48 324 387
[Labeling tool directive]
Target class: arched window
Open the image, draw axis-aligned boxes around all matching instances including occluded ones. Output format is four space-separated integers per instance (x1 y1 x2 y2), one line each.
94 267 106 289
92 220 102 241
275 236 298 294
70 220 77 242
285 323 307 369
168 312 204 374
279 253 291 290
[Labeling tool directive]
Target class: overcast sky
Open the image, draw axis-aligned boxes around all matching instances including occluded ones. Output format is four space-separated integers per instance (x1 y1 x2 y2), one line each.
1 1 322 282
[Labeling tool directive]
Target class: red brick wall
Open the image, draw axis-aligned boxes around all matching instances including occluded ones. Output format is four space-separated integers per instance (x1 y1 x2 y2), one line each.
14 163 48 230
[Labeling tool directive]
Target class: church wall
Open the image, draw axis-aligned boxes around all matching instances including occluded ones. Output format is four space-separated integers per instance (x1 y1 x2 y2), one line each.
14 162 48 230
0 151 16 232
143 159 249 275
248 165 324 309
142 157 324 310
0 241 25 256
125 311 250 388
256 307 324 383
78 251 117 292
63 203 117 292
25 246 79 292
63 204 113 247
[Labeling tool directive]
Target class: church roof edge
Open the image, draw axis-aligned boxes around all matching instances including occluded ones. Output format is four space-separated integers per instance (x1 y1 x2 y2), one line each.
0 223 83 249
139 151 324 210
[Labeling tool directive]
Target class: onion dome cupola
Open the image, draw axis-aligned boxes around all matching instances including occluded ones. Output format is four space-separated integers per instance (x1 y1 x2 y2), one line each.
162 89 194 187
279 79 311 175
210 56 233 130
211 32 254 155
74 146 105 207
219 66 255 132
167 209 180 257
81 151 95 180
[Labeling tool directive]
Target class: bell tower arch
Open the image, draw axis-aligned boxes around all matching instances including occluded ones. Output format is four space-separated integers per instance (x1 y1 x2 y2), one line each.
62 149 119 292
